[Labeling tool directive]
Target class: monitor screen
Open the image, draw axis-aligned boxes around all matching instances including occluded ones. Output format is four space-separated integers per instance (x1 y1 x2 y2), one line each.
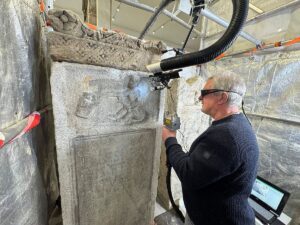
252 179 284 210
250 176 290 215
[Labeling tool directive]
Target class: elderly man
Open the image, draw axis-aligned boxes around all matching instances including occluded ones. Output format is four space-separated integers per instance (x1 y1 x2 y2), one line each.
162 71 259 225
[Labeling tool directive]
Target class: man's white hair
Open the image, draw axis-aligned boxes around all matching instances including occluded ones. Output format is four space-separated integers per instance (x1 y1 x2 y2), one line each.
208 70 246 107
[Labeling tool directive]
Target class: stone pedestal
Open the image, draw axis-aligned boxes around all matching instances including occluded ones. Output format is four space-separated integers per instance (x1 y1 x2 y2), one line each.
48 10 165 224
50 62 164 225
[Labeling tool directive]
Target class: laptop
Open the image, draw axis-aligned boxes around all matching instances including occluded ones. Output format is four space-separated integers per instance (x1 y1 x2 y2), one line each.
248 176 290 225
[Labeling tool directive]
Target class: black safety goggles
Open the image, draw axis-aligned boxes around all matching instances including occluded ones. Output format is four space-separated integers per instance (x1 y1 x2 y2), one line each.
199 89 242 100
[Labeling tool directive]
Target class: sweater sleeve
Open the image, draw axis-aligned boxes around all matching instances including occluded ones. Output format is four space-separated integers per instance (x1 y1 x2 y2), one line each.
166 126 240 189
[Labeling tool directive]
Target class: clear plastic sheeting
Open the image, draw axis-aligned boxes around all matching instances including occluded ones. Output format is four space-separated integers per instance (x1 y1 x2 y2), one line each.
0 139 47 225
206 50 300 225
0 0 48 224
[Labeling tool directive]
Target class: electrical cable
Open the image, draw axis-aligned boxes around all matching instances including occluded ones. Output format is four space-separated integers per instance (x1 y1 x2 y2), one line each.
177 129 188 152
242 100 252 126
165 84 187 222
166 82 185 222
166 164 185 222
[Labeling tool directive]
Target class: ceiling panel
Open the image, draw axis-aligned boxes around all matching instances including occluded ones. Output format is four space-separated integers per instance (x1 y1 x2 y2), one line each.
53 0 299 52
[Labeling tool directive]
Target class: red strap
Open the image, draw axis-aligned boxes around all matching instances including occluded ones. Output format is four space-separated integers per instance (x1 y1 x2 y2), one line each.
284 37 300 47
23 112 41 133
215 52 226 60
39 0 45 13
85 23 97 30
0 132 4 148
9 112 41 143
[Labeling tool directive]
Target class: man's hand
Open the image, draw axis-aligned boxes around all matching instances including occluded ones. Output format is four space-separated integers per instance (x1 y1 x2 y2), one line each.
162 126 176 143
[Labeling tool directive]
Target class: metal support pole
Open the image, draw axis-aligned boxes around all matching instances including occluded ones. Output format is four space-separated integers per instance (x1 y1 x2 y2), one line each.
117 0 261 46
246 0 300 25
200 9 262 46
199 15 208 50
139 0 174 40
116 0 202 37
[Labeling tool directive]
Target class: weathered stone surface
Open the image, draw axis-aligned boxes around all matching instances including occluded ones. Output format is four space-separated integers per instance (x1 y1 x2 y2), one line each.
48 9 166 224
73 130 155 225
47 9 166 71
47 9 165 53
50 62 164 225
47 31 161 72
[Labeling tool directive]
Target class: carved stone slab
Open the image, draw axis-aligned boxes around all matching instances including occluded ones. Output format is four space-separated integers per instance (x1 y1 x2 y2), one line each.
73 130 155 225
47 32 161 72
50 62 163 225
47 9 165 54
47 9 165 71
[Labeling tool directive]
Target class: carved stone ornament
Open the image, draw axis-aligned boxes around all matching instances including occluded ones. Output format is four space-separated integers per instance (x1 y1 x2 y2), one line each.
47 9 166 71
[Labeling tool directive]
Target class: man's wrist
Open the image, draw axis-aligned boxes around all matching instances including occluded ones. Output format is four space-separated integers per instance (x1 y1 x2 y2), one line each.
165 137 178 150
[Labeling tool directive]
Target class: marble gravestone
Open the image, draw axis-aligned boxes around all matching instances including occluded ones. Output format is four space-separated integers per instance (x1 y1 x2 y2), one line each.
48 9 165 225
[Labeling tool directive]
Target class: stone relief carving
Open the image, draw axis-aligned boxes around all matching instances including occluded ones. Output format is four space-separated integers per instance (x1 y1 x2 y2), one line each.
47 31 155 71
47 9 166 54
47 9 165 71
50 62 162 225
75 75 153 125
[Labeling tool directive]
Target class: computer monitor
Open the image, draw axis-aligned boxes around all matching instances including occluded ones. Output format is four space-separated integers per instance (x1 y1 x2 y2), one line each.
250 176 290 216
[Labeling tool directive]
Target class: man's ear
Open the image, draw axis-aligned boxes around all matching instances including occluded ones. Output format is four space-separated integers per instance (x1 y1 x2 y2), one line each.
217 92 229 105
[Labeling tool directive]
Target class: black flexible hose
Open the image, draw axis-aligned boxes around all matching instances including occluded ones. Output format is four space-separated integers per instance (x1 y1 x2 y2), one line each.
160 0 249 71
166 165 185 222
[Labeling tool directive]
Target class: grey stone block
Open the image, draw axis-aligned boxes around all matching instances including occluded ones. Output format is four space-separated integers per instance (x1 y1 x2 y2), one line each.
46 9 166 72
73 130 155 225
47 32 162 72
50 62 164 225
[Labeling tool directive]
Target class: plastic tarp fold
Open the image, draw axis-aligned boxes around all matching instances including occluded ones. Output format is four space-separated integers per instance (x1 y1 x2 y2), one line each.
0 0 50 224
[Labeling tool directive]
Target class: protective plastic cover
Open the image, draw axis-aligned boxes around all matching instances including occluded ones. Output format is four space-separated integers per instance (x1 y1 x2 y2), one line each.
0 0 51 224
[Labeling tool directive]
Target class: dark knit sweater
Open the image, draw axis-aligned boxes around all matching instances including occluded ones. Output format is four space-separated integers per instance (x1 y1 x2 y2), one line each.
165 114 259 225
